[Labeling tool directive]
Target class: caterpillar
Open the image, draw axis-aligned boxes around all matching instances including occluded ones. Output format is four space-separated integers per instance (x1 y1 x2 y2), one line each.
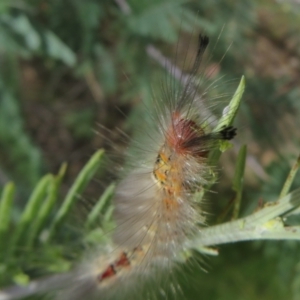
58 34 237 300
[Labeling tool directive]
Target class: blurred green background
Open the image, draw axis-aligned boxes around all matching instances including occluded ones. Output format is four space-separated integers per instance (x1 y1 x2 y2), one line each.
1 0 300 299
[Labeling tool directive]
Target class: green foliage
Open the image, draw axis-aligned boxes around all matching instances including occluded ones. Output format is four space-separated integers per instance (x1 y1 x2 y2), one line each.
0 55 43 189
232 145 247 219
0 149 112 288
47 149 105 239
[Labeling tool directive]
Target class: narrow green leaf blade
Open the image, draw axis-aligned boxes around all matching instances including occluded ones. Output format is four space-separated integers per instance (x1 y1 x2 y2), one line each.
85 183 115 229
25 164 67 247
47 149 104 239
9 174 52 253
232 145 247 219
279 154 300 199
0 182 15 257
214 75 245 132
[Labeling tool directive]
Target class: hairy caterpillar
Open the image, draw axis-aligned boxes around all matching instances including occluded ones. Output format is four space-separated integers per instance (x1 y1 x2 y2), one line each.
0 34 238 300
57 34 237 300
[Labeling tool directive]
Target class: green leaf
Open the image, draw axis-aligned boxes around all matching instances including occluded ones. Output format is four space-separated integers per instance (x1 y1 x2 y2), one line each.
26 164 67 247
9 174 52 254
0 14 76 66
214 75 245 132
85 183 115 229
279 154 300 199
208 75 245 164
47 149 105 240
0 182 15 257
232 145 247 192
42 30 76 66
232 145 247 219
1 14 41 51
